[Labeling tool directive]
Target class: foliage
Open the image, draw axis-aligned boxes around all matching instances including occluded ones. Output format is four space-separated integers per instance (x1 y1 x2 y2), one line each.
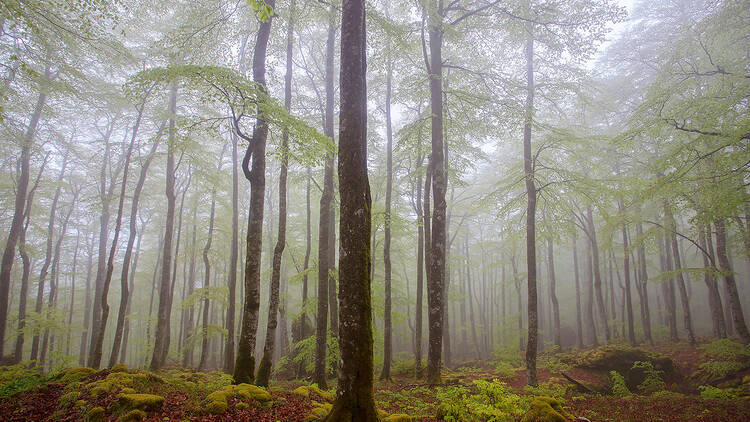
276 332 339 377
632 361 665 394
609 371 631 397
0 362 49 397
699 339 750 362
492 361 517 380
698 385 739 401
435 380 534 422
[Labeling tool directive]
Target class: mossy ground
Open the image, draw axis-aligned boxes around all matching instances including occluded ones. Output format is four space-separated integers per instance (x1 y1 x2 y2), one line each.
0 341 748 421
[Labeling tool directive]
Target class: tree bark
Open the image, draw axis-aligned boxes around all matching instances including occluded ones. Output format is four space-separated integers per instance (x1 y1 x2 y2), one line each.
546 237 561 348
572 233 584 349
150 82 179 370
635 221 653 344
326 0 377 417
256 0 295 387
586 205 609 343
583 231 598 346
199 190 218 370
714 218 750 343
700 222 727 338
665 206 695 345
619 201 636 345
233 2 274 383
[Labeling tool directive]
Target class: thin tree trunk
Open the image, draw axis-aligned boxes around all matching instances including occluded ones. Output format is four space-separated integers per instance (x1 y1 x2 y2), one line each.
660 231 679 341
415 155 425 377
256 1 295 386
587 206 609 343
224 131 240 374
714 218 750 343
635 221 653 344
150 82 179 370
584 232 598 346
465 237 480 360
700 222 727 338
572 233 584 349
618 203 635 346
120 218 145 364
233 3 274 383
546 237 561 347
66 231 81 357
79 235 95 366
665 206 695 345
199 192 217 370
182 205 198 367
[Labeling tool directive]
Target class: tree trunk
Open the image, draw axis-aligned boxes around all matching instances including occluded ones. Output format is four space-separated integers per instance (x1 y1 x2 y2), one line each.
700 222 727 338
224 131 239 374
0 62 50 355
199 191 217 370
182 205 198 367
583 232 598 346
714 218 750 343
150 82 179 370
665 206 695 345
256 0 295 387
464 237 481 360
415 155 425 377
110 119 162 367
426 0 447 386
572 233 584 349
79 235 95 366
619 204 635 346
635 221 653 344
546 237 561 348
31 156 68 361
380 0 394 379
659 230 679 342
233 3 274 383
120 218 145 364
521 34 538 386
326 0 377 417
587 206 609 343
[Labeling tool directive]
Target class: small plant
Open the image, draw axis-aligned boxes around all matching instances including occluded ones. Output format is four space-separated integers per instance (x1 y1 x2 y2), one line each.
697 339 750 378
632 361 665 393
698 385 739 400
492 361 517 380
609 371 631 397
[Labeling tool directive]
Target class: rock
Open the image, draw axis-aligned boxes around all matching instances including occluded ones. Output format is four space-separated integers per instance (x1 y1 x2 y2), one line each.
521 397 573 422
204 383 273 414
384 414 413 422
119 409 147 422
306 401 332 421
86 406 106 422
117 393 165 411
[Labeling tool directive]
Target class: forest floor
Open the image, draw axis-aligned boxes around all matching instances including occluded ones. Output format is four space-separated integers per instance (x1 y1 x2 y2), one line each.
0 339 749 421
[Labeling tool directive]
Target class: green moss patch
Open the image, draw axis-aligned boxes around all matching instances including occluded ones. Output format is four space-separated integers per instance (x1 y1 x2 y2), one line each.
119 409 147 422
117 393 165 411
203 383 273 414
521 397 572 422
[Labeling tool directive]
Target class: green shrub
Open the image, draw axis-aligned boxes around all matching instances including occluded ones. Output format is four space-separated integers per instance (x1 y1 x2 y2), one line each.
610 371 631 397
699 339 750 361
492 361 517 380
632 361 665 393
698 385 739 400
435 379 528 421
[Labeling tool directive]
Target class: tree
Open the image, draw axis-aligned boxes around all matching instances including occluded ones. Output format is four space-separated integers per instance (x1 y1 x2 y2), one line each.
325 0 377 418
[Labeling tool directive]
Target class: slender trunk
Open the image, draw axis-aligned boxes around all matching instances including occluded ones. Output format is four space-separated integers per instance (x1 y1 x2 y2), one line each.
584 233 598 346
31 156 68 361
79 235 95 366
199 193 217 370
224 132 239 373
465 237 480 360
182 205 198 367
326 0 377 416
522 34 538 386
65 231 81 357
660 231 679 341
150 82 178 370
380 0 394 379
546 237 561 347
110 121 162 367
426 0 447 386
587 206 609 343
256 1 295 386
233 3 274 383
0 63 50 354
665 206 695 345
121 220 145 364
619 203 635 346
415 156 424 377
700 222 727 338
636 221 653 344
714 218 750 343
572 234 584 348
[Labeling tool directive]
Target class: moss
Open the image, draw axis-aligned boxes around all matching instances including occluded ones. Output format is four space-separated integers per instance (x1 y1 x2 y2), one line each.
118 393 165 411
204 390 229 414
75 399 87 408
58 391 80 409
203 384 273 414
384 414 413 421
293 386 310 398
377 409 389 419
54 367 98 384
236 402 250 410
86 406 106 422
306 401 333 421
521 397 572 422
110 364 128 373
121 387 136 394
119 409 147 422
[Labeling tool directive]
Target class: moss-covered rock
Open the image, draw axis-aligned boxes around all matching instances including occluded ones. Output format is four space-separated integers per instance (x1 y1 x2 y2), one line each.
293 386 310 398
203 383 273 414
86 406 106 422
306 401 332 421
119 409 147 422
293 385 333 402
521 397 572 422
75 399 87 408
54 367 98 384
117 393 165 411
110 364 128 373
57 391 80 409
235 402 250 410
120 387 136 394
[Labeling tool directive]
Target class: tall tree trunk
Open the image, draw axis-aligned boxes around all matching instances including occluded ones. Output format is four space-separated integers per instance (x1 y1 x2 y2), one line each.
0 62 50 355
464 237 481 360
120 219 145 364
714 218 750 343
150 82 179 370
31 156 68 361
635 221 653 344
665 206 695 345
619 203 635 346
65 230 81 357
295 165 312 379
224 131 240 374
415 156 425 377
313 1 336 390
199 192 217 370
182 206 198 367
88 118 119 368
110 119 162 367
660 231 679 341
700 222 727 338
79 235 95 366
380 0 394 380
522 34 538 386
326 0 377 417
233 3 274 383
426 0 447 386
572 233 584 349
584 232 598 346
546 237 561 348
256 0 295 387
587 206 609 343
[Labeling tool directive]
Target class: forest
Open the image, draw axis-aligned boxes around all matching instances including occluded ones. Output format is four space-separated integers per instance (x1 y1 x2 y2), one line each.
1 0 749 421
